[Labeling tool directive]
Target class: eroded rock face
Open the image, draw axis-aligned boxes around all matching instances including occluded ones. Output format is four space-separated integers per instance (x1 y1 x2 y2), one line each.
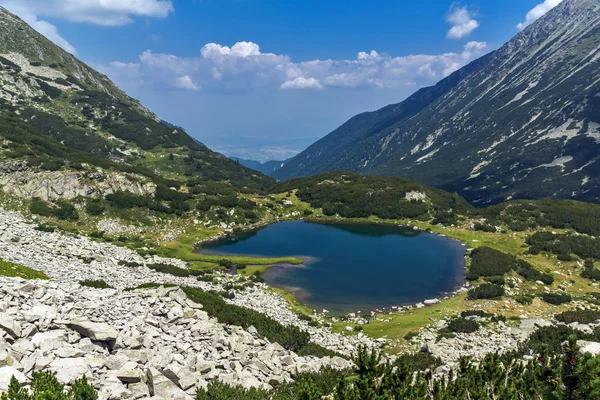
0 163 156 201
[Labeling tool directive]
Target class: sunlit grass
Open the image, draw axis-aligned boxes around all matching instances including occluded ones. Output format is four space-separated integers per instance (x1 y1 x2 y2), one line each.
0 258 48 280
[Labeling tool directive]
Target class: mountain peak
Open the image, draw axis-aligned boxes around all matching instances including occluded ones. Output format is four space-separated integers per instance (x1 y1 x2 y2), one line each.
274 0 600 205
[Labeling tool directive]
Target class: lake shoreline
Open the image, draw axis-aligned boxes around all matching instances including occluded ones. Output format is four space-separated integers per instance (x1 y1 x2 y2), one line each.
195 218 469 316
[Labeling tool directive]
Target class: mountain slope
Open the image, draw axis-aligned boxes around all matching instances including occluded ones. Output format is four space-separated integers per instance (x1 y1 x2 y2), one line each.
0 6 273 195
274 0 600 205
231 157 287 176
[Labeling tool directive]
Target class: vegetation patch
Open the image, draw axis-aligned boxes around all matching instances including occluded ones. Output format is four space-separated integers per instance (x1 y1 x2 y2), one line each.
0 258 48 280
540 292 572 305
527 231 600 260
269 172 470 220
30 198 78 221
79 279 113 289
124 282 178 291
446 317 480 334
182 287 340 358
468 247 514 277
393 352 442 371
467 283 504 300
555 310 600 325
516 259 554 285
2 371 96 400
146 263 190 277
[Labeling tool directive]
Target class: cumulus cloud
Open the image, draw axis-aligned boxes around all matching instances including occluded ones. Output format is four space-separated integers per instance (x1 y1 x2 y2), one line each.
281 77 323 90
446 4 479 40
175 75 200 91
0 0 174 26
517 0 563 30
99 41 490 93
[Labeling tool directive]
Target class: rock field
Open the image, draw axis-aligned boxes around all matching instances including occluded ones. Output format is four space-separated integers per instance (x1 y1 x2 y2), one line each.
0 208 370 398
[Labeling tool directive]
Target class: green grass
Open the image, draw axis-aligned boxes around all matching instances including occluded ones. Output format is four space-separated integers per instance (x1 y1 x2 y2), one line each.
269 287 314 317
156 227 304 266
332 293 468 354
192 253 303 266
0 258 49 280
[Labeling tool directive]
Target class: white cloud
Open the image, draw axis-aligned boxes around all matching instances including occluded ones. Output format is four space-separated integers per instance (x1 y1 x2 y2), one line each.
99 40 489 93
517 0 563 30
446 5 479 40
0 0 174 26
281 77 323 90
175 75 200 91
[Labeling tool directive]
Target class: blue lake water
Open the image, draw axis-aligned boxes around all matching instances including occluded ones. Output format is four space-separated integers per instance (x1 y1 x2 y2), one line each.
200 221 466 314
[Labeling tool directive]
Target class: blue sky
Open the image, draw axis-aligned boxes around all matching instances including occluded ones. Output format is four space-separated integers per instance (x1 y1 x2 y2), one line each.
1 0 562 161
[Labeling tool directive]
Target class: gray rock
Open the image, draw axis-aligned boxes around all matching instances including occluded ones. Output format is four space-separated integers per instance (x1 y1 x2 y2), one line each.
0 313 21 338
67 320 118 342
48 357 91 383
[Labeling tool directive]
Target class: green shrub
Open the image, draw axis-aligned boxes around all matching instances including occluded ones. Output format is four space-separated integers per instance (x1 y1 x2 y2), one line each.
124 282 178 291
90 231 105 238
30 198 53 217
447 317 480 333
296 342 345 358
473 222 496 232
555 310 600 324
436 331 456 340
37 80 62 99
469 247 515 277
403 331 419 341
467 283 504 300
79 279 113 289
118 260 143 268
195 381 268 400
483 275 505 285
86 199 105 216
522 325 593 355
582 267 600 281
515 295 534 305
393 352 442 371
516 259 554 285
540 292 572 305
182 287 336 357
461 310 487 318
466 272 480 281
53 201 79 221
527 231 600 260
1 371 97 400
147 263 190 277
34 223 56 232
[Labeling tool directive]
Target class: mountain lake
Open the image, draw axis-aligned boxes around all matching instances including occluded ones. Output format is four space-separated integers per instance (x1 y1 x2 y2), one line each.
200 221 466 314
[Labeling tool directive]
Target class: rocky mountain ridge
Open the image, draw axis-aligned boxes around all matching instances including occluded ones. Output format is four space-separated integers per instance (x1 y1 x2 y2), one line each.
275 0 600 205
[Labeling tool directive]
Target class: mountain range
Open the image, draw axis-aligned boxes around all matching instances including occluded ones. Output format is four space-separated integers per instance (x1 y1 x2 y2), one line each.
274 0 600 205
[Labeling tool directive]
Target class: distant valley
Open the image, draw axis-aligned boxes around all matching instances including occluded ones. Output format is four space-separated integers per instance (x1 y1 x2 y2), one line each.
231 157 287 176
